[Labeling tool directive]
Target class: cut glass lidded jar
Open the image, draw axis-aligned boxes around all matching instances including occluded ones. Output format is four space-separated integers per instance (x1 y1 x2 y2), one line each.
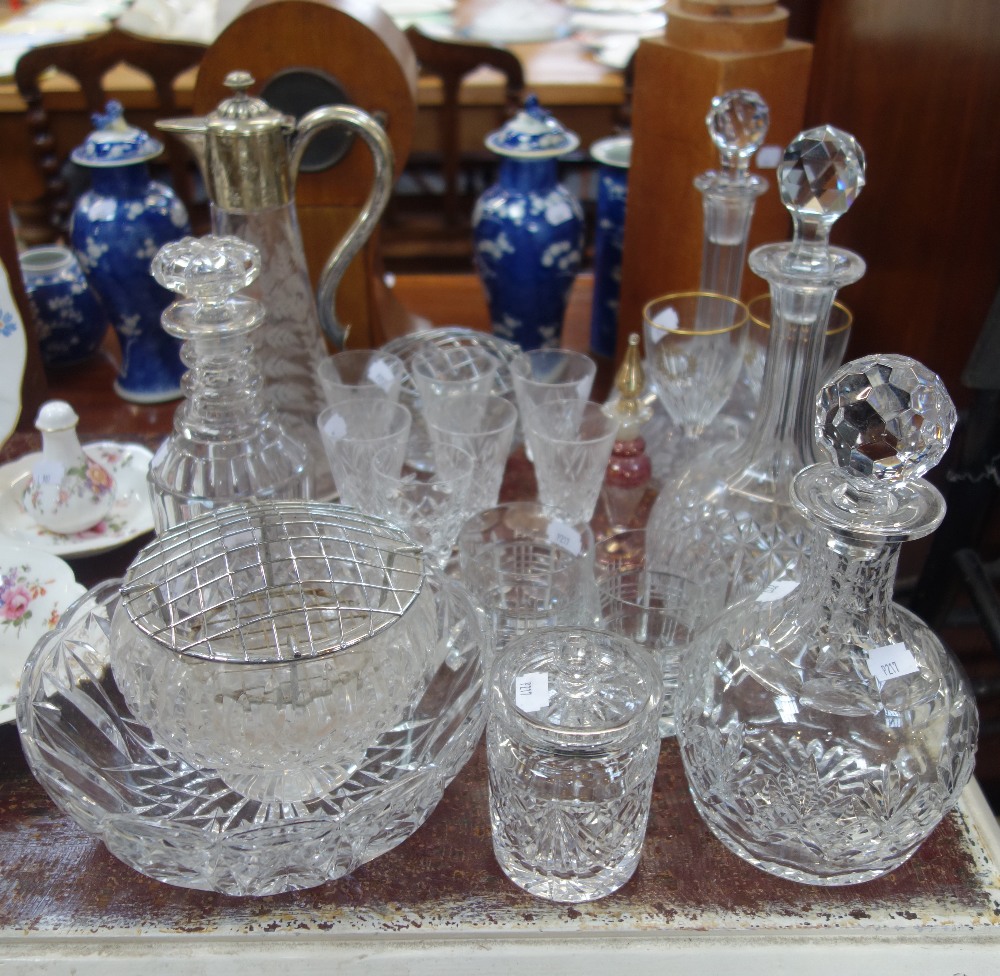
675 355 979 886
17 500 490 895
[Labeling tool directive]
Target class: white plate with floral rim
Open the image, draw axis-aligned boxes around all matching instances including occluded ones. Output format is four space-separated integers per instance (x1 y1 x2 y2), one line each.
0 258 28 453
0 441 155 557
0 543 85 723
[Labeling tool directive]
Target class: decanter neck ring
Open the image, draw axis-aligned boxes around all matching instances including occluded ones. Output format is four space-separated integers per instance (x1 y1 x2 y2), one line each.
791 462 947 545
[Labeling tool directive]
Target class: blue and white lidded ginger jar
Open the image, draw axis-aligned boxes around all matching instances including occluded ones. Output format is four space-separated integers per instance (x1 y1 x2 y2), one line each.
70 101 189 403
473 95 584 351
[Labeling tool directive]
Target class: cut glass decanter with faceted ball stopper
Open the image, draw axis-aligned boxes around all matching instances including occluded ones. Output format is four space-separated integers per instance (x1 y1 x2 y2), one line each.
646 125 868 612
675 354 979 886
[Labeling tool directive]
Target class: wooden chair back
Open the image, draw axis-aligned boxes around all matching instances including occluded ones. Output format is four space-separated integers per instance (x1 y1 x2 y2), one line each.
383 26 524 269
14 26 207 241
405 26 524 227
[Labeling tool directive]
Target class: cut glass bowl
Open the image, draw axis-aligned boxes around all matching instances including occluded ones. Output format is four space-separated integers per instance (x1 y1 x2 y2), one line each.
16 501 490 896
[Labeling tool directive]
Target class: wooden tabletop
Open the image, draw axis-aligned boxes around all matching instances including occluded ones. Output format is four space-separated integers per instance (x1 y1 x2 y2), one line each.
0 0 626 112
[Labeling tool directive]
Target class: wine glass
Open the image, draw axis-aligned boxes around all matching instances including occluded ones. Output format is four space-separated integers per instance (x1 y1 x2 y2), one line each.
642 291 748 439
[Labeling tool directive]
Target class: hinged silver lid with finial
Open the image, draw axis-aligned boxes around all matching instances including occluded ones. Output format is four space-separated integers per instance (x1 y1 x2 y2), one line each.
159 70 296 211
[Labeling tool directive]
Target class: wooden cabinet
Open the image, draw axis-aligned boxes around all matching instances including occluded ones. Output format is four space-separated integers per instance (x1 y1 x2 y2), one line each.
802 0 1000 406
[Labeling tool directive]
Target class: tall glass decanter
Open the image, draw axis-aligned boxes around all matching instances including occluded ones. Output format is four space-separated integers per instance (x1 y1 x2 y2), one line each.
147 235 309 533
676 354 979 886
696 88 769 298
646 126 867 606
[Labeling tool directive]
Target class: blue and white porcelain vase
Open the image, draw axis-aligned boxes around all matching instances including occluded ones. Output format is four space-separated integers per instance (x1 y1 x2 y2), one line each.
70 101 189 403
19 245 107 368
473 96 584 351
589 134 631 360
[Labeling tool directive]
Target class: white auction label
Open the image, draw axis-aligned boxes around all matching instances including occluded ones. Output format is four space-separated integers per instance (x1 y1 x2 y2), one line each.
755 144 783 169
322 412 347 441
649 305 680 342
575 377 591 400
867 642 920 686
546 520 582 556
366 358 395 393
756 579 799 602
515 671 549 712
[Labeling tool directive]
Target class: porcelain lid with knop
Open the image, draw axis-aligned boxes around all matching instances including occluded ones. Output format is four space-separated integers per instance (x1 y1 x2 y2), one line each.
71 101 163 168
485 95 580 159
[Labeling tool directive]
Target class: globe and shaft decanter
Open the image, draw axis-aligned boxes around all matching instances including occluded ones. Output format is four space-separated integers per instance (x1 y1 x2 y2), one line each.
646 125 867 607
695 89 770 299
676 354 979 886
147 235 309 533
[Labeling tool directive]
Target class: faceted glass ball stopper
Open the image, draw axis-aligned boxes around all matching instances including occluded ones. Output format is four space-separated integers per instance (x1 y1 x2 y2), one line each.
152 235 260 304
775 124 866 275
779 124 866 228
705 89 769 174
816 353 956 486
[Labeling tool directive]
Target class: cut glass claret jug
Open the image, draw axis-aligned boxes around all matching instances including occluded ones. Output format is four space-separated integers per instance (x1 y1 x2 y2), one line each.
646 125 867 609
147 235 309 533
675 354 979 886
16 499 491 895
696 89 770 299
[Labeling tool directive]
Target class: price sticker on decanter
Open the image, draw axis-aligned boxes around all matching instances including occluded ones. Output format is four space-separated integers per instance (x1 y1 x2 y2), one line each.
30 459 65 487
366 358 396 393
546 520 582 556
322 412 348 441
649 305 680 342
575 377 591 400
755 579 799 603
867 642 920 687
515 671 549 712
755 144 783 169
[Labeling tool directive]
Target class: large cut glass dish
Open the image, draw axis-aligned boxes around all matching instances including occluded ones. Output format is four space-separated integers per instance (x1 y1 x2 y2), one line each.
16 503 490 896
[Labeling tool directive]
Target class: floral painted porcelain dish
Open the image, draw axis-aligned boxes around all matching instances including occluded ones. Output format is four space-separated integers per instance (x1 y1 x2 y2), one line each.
0 441 154 557
0 543 84 723
0 258 28 453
